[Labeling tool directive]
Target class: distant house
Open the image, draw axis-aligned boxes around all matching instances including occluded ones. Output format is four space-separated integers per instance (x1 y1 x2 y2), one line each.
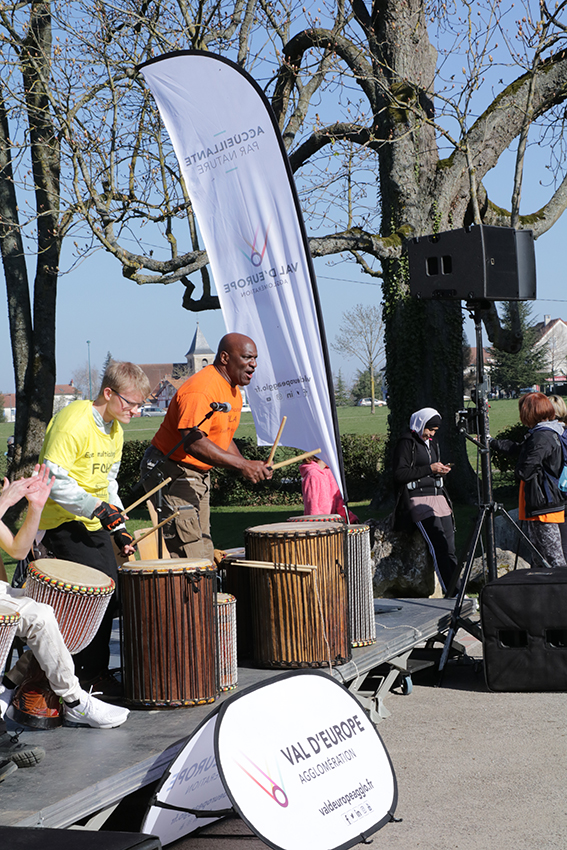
141 324 217 409
2 383 81 422
53 382 82 412
151 376 188 409
533 315 567 386
464 347 495 391
1 393 16 423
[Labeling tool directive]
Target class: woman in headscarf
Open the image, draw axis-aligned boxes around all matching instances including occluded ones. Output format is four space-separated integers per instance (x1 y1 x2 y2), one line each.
393 407 457 593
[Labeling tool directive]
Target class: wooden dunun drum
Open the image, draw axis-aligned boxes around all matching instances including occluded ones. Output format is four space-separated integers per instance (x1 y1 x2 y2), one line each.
217 593 237 692
0 607 20 672
120 559 217 708
24 559 115 654
244 522 350 669
346 525 376 647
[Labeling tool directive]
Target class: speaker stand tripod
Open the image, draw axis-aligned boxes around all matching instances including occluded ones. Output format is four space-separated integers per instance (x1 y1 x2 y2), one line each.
438 303 552 682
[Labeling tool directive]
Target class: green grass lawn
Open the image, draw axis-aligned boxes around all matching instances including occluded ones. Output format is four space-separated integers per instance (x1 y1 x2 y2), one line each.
0 396 559 582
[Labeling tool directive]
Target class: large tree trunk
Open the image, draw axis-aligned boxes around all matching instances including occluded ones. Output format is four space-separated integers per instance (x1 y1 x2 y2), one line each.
370 0 476 500
3 1 60 477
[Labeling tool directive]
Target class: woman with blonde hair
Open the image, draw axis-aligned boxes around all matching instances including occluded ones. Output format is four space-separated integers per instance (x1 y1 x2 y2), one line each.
549 393 567 423
492 392 566 567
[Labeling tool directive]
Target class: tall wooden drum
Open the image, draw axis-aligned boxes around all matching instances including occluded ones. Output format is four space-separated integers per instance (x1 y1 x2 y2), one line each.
244 522 350 669
120 559 217 708
346 524 376 647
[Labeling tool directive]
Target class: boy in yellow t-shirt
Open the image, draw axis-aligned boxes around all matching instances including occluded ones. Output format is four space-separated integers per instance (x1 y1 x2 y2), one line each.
39 361 150 698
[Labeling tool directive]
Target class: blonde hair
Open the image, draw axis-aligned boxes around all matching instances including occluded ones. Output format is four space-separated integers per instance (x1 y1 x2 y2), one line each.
99 361 150 399
549 394 567 423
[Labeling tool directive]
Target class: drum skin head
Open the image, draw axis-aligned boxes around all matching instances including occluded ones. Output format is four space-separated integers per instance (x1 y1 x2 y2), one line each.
0 606 21 624
246 522 343 535
217 593 236 604
29 559 114 590
120 558 213 574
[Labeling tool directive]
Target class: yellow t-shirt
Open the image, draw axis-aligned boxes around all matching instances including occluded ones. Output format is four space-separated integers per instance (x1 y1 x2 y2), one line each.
39 400 123 531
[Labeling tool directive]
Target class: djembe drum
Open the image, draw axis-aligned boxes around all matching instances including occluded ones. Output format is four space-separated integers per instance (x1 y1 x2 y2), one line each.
120 559 217 708
244 522 350 669
0 607 20 672
345 524 376 647
217 593 237 692
24 560 115 653
12 560 116 728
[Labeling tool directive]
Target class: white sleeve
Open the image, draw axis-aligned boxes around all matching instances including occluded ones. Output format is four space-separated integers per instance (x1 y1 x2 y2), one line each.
43 459 100 519
107 460 124 510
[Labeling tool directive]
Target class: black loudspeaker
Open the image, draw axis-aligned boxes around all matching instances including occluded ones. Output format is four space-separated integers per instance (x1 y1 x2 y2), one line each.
0 826 161 850
480 568 567 692
407 225 537 301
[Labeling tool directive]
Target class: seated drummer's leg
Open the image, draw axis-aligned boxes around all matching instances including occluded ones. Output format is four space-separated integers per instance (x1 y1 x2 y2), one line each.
12 601 81 703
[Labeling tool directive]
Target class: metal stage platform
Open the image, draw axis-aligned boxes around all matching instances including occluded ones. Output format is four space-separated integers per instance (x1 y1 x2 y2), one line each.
0 596 472 830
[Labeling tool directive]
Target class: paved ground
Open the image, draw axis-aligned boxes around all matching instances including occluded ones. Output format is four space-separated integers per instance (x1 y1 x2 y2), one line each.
174 629 567 850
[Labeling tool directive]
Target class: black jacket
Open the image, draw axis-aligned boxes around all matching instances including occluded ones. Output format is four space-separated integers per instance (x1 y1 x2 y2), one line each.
516 426 566 517
492 424 566 517
393 430 452 530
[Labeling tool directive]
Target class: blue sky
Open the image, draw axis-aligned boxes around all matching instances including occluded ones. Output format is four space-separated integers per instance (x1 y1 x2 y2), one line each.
2 214 565 397
1 2 566 396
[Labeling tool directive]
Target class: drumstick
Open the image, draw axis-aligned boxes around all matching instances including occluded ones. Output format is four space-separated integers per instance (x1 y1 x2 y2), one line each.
133 511 180 545
270 449 321 471
266 416 287 466
230 559 316 573
123 477 172 515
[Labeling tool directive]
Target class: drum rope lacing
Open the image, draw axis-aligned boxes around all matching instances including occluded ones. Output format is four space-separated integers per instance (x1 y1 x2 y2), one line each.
312 571 333 674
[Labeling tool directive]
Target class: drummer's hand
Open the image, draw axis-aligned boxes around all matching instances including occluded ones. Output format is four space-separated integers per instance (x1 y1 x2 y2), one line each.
113 528 136 556
240 460 273 483
25 464 55 509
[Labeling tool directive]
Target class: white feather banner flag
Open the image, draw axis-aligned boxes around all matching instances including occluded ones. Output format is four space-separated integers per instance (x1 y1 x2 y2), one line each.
139 51 346 494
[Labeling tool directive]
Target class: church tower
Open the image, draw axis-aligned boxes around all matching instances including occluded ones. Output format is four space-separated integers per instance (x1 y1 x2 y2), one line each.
185 324 215 376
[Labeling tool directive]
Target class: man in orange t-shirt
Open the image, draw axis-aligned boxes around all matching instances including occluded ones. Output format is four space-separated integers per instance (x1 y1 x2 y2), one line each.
141 333 272 559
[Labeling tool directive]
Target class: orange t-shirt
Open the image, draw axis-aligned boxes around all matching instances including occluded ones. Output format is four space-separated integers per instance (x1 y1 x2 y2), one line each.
518 481 565 523
152 365 242 470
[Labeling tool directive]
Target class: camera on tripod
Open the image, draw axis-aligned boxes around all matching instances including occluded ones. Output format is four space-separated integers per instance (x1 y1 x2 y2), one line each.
456 407 480 436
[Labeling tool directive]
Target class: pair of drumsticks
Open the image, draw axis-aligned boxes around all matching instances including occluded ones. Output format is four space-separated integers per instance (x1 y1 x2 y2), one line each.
123 416 320 548
266 415 320 470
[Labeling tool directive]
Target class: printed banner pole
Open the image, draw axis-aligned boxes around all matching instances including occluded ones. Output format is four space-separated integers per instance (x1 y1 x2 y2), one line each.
138 50 348 499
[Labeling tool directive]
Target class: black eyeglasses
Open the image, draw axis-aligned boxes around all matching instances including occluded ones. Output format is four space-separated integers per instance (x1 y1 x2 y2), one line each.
111 389 143 409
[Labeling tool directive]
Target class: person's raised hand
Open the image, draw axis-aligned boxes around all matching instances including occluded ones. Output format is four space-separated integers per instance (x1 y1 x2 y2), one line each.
24 464 55 511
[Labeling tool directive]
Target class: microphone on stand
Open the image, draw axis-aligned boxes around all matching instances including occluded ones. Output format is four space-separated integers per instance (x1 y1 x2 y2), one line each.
210 402 232 412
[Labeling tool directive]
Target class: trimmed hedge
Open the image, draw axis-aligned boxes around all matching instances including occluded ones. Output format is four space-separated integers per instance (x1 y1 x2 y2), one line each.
117 433 385 507
490 422 527 482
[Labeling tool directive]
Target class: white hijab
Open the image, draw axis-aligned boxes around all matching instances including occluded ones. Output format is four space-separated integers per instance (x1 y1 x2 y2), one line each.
409 407 441 438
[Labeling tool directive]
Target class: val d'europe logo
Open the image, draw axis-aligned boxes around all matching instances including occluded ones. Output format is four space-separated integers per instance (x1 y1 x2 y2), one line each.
240 222 271 266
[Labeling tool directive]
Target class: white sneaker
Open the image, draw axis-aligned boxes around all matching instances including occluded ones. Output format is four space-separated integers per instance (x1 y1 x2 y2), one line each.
0 685 13 720
64 689 129 729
